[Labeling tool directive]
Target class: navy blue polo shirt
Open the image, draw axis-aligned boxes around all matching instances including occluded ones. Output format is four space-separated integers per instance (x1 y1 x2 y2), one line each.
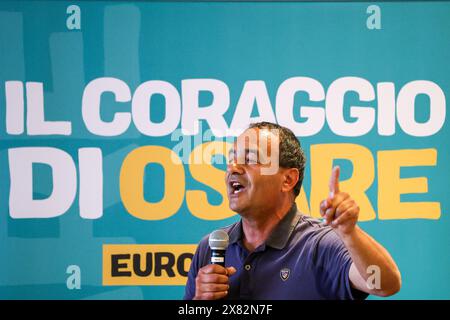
184 204 369 300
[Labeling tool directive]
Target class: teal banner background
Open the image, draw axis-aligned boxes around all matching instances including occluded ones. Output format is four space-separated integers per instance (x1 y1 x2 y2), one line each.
0 1 449 299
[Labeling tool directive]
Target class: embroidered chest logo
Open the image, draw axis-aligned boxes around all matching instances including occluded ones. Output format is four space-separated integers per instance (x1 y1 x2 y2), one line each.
280 268 290 281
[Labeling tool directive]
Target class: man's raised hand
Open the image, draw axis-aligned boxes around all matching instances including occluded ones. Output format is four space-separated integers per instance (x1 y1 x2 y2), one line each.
320 166 360 236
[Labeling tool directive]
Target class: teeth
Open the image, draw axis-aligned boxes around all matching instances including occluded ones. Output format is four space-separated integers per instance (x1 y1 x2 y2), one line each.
230 181 244 194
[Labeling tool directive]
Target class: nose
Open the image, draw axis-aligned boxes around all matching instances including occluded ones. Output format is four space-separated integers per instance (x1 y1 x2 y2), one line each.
227 161 244 175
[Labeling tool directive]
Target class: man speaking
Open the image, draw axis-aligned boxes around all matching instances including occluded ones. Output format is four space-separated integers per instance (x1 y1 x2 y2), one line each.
184 122 401 300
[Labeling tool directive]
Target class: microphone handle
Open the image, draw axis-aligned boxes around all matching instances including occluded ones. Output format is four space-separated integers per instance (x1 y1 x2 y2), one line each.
210 249 226 267
210 249 228 300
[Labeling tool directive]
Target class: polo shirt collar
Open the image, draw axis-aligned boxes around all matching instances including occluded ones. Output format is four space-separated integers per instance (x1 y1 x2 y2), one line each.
228 203 301 250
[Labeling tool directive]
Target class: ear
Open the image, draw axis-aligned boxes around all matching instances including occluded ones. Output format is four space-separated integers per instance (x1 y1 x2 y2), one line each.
281 168 299 193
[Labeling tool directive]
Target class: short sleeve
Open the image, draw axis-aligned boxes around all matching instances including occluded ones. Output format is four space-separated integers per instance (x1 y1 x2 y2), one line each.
313 229 369 300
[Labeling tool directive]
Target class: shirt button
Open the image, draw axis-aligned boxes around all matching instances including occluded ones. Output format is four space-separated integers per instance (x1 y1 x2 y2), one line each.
244 264 251 271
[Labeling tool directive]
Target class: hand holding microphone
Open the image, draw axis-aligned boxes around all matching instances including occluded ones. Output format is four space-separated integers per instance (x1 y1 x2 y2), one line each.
193 230 236 300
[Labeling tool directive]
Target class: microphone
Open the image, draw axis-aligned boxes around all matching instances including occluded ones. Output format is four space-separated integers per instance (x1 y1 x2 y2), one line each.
208 229 229 267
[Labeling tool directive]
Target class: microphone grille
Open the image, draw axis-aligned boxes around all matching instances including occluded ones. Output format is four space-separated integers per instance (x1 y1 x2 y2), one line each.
208 229 229 250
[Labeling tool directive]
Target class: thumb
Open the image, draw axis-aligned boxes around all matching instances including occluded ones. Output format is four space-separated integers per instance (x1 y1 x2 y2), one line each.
226 266 237 276
328 165 340 197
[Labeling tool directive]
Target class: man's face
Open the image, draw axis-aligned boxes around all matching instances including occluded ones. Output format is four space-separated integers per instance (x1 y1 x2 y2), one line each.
225 128 284 217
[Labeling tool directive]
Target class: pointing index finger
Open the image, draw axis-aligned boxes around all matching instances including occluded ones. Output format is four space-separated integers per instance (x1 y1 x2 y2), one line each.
329 165 340 196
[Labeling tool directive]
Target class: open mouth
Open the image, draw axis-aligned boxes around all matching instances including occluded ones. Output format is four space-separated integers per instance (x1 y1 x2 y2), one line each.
229 181 246 195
